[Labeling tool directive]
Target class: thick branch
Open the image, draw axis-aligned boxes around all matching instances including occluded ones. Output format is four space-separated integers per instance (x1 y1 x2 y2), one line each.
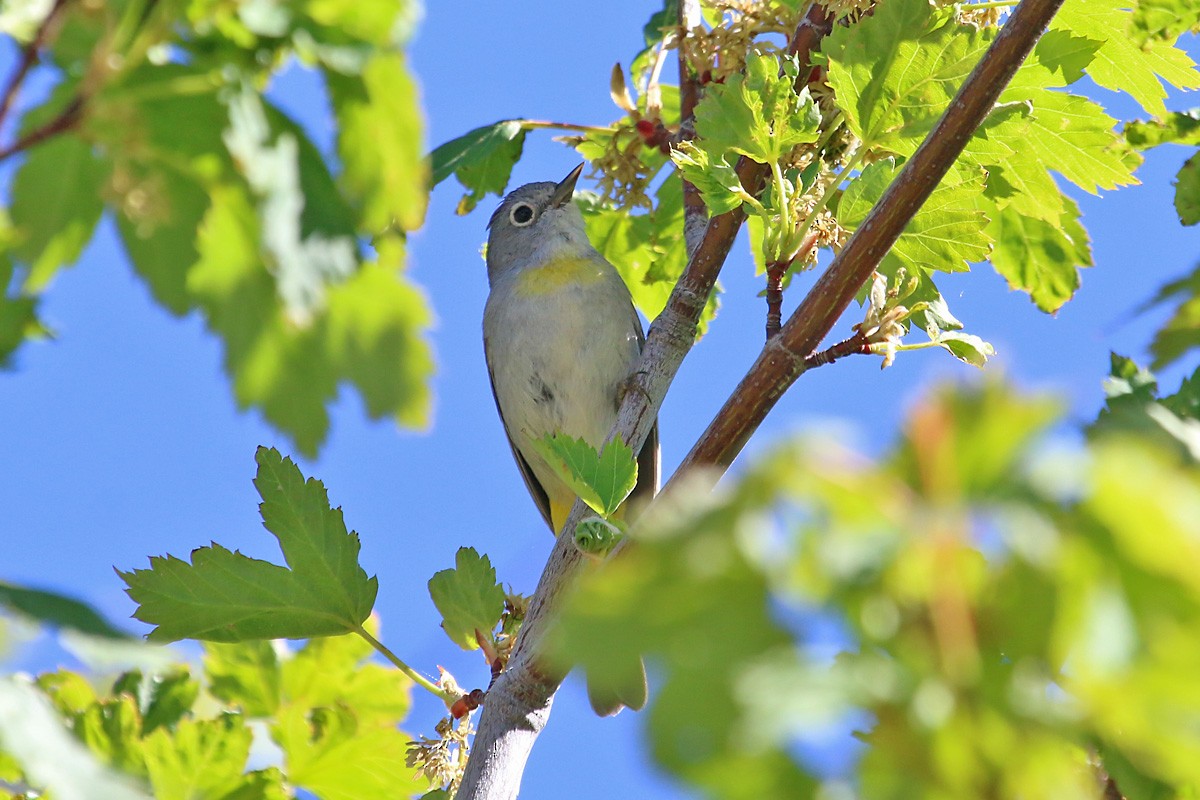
676 0 1064 477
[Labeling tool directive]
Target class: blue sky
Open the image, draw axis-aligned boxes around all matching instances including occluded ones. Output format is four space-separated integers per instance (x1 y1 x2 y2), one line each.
2 3 1199 797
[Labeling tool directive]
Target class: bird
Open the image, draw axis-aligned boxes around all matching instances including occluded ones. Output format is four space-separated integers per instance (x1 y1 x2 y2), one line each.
482 163 658 715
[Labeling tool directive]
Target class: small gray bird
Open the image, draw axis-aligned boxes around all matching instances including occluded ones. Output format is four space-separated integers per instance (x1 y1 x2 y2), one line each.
482 164 658 715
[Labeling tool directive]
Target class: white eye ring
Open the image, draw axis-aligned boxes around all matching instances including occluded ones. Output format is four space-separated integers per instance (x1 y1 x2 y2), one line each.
509 203 535 226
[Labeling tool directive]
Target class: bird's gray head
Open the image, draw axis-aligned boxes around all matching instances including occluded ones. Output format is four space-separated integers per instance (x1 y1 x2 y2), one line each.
485 164 589 285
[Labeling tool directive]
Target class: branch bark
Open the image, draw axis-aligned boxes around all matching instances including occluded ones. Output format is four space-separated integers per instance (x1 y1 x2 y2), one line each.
0 0 71 133
454 0 1064 794
675 0 1065 478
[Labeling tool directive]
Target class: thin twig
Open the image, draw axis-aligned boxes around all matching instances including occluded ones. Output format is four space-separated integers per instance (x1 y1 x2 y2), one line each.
0 0 71 133
675 0 1066 477
0 95 84 162
804 331 870 368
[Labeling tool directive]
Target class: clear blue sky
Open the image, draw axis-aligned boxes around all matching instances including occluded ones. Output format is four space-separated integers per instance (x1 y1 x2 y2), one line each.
2 4 1198 797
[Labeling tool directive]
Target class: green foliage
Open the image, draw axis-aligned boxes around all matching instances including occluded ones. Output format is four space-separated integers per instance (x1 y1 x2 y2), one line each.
0 0 433 456
428 120 527 215
2 628 424 799
1093 353 1200 460
120 447 377 642
1139 263 1200 369
528 434 639 519
428 548 507 651
562 378 1200 799
824 0 991 157
0 581 131 640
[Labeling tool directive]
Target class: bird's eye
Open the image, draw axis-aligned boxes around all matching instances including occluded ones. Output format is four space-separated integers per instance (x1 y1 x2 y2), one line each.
510 203 535 226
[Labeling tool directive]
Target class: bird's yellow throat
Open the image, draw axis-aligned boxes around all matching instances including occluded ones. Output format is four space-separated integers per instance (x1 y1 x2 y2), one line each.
513 256 607 297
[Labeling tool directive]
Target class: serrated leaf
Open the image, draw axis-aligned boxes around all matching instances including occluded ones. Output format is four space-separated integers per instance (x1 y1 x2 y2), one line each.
528 434 638 518
670 141 745 216
143 716 252 800
0 581 131 640
693 50 821 164
326 52 426 233
987 198 1091 313
999 88 1141 196
282 628 412 726
428 547 506 651
10 136 108 290
824 0 991 155
428 120 526 214
1131 0 1200 44
837 159 991 273
1051 0 1200 117
274 704 429 800
120 447 377 641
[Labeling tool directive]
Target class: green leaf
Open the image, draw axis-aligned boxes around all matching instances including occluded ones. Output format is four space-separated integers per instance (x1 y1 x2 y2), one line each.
986 198 1091 312
223 84 360 322
141 670 199 734
186 184 433 456
428 120 526 214
427 547 506 651
205 640 282 717
528 434 639 518
935 331 995 367
1144 262 1200 368
120 447 377 641
143 716 252 800
692 50 821 164
1093 355 1200 460
281 629 412 727
837 160 991 273
0 581 130 639
824 0 991 155
670 141 745 216
1176 151 1200 225
1131 0 1200 44
1051 0 1200 117
580 177 719 332
1125 110 1200 149
9 136 109 290
274 704 429 800
998 88 1140 196
326 52 426 233
0 678 152 800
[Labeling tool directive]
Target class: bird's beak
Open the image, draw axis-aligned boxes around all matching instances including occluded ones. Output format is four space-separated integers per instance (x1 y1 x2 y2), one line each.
549 163 584 208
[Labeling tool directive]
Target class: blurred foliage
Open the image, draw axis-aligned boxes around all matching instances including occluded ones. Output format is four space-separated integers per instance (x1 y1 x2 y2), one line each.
0 0 432 455
560 377 1200 799
0 627 426 799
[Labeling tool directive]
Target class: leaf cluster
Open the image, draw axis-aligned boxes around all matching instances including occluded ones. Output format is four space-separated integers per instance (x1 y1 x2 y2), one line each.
1 0 432 455
560 377 1200 799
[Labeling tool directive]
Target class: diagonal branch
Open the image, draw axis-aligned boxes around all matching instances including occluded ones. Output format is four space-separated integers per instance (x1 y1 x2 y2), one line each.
0 0 71 133
675 0 1066 478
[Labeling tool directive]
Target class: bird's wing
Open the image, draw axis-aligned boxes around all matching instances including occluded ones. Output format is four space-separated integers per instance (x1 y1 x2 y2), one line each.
484 338 555 532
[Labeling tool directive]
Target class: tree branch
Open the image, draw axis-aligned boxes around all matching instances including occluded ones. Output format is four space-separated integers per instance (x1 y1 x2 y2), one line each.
0 95 84 163
675 0 1065 478
0 0 70 133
